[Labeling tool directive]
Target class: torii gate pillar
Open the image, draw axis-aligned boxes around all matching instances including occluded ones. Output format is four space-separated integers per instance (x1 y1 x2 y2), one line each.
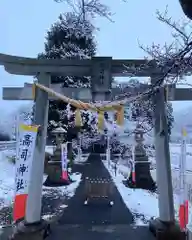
149 75 186 239
25 73 50 224
10 73 51 240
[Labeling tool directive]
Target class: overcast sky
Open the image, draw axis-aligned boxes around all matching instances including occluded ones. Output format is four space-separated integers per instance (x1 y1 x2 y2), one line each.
0 0 191 116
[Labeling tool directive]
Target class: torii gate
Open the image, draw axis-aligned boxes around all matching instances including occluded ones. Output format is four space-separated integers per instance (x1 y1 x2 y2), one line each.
1 53 191 239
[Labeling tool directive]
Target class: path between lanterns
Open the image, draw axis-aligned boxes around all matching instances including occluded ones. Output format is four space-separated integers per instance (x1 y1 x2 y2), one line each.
48 153 155 240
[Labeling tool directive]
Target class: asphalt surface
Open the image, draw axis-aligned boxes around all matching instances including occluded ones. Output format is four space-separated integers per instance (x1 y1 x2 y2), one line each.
48 224 155 240
57 154 133 225
48 154 155 240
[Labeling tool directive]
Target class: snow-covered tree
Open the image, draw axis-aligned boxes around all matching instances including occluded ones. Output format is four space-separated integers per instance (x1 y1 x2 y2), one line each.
39 12 96 87
38 12 96 140
120 78 174 135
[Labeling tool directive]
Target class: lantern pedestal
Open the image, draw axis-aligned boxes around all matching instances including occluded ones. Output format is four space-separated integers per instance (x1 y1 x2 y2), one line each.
44 147 71 186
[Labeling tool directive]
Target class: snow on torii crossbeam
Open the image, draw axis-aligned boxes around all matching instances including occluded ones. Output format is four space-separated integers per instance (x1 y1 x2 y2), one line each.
1 53 192 102
1 52 191 77
0 53 159 76
0 53 191 238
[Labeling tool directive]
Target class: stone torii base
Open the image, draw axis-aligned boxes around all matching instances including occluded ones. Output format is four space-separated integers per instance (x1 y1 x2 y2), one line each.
149 220 186 240
9 220 51 240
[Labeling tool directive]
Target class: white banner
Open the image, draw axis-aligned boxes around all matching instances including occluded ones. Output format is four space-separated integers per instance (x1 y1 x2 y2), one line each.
131 145 136 183
15 124 38 195
179 128 188 229
106 135 110 167
61 143 68 179
179 136 186 203
77 134 82 162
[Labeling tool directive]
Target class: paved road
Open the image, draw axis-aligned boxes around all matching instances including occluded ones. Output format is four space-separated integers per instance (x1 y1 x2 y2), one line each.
48 153 155 240
48 224 155 240
57 154 133 225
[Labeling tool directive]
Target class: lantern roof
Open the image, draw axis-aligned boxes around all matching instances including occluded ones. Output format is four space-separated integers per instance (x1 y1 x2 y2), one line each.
52 127 67 134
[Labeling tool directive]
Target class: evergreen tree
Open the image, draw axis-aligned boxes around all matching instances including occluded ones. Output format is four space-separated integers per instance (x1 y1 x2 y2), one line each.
38 12 97 140
0 132 10 141
38 12 96 87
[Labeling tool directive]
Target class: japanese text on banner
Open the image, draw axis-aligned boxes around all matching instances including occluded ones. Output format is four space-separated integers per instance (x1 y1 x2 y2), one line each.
15 124 39 195
61 143 68 172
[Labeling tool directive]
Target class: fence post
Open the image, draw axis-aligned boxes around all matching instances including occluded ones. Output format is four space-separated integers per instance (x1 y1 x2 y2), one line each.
131 145 136 184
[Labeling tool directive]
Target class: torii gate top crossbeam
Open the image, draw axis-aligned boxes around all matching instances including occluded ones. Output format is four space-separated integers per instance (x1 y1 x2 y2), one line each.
0 53 163 77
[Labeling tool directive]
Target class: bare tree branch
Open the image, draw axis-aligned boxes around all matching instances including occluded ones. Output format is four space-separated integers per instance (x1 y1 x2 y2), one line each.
54 0 114 21
54 0 128 22
139 7 192 86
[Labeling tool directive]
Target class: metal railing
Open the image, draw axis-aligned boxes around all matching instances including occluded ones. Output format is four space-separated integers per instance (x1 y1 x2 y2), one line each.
0 141 16 151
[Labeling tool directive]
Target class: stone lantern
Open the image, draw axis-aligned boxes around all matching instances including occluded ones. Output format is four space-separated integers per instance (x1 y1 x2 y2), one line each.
43 126 68 186
134 124 144 145
52 127 67 149
127 124 156 191
51 126 67 163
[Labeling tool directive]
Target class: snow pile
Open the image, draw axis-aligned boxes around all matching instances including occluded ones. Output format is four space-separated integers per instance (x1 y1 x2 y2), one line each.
0 150 82 227
74 153 89 164
43 172 82 198
0 152 15 209
103 159 192 225
103 160 159 224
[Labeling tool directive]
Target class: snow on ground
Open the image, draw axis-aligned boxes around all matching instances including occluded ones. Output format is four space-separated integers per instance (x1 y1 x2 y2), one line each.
151 143 192 171
0 148 83 227
103 160 191 226
74 153 89 164
0 151 15 208
103 160 159 224
151 143 192 202
1 141 192 227
0 147 56 210
104 142 192 226
42 172 82 199
0 147 89 212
